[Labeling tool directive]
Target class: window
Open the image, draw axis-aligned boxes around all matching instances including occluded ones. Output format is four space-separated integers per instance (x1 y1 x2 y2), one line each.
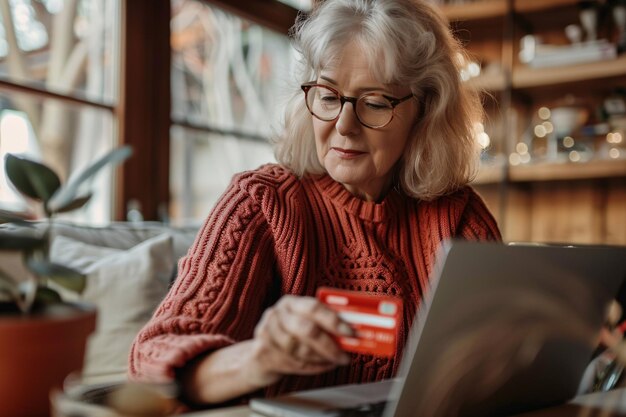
1 0 306 224
0 0 120 224
170 0 297 223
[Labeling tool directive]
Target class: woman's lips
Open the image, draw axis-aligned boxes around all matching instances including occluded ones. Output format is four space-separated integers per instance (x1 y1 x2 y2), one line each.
332 147 366 159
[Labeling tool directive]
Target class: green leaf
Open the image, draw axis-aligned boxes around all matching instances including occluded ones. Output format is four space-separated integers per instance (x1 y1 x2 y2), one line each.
25 259 86 294
51 193 92 215
5 154 61 203
49 146 132 212
0 230 45 250
35 286 63 304
0 209 32 225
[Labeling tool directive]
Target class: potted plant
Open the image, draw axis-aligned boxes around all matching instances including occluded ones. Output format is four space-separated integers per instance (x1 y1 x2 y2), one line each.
0 146 132 417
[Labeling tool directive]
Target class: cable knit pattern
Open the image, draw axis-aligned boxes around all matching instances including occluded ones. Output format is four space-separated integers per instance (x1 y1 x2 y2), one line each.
129 164 501 398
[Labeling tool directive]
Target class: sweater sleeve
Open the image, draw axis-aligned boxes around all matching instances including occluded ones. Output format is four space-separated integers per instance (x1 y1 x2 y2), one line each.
457 187 502 242
128 173 278 383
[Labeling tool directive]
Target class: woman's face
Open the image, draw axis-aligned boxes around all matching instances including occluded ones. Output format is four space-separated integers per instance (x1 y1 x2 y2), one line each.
312 46 419 202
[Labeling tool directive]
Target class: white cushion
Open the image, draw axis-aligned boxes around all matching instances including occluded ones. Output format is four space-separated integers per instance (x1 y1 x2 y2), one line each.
50 233 174 382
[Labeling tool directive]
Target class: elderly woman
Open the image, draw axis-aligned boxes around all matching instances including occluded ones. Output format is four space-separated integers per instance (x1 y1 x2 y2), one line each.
129 0 501 406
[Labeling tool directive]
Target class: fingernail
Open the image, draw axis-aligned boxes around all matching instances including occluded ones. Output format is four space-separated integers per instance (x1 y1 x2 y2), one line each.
338 323 354 336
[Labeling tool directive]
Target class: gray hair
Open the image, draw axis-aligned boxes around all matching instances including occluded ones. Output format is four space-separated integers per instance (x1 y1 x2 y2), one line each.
273 0 483 200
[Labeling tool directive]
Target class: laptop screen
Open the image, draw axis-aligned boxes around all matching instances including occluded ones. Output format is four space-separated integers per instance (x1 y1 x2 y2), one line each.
389 241 626 417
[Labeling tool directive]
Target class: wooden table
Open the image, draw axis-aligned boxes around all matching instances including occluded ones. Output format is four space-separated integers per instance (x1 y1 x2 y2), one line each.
53 386 626 417
180 388 626 417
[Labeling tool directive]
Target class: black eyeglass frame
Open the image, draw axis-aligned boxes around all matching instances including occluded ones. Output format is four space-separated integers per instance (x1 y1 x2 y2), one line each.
301 82 414 129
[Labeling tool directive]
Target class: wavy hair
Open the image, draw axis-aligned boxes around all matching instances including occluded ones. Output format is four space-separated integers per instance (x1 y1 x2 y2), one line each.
273 0 483 200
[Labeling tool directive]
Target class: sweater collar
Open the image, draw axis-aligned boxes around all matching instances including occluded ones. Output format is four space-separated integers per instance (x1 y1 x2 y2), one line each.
312 174 403 222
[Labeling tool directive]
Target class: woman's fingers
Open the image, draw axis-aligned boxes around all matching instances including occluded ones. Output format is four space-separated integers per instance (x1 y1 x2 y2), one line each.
266 309 327 361
256 304 334 365
254 295 353 371
277 304 349 364
279 296 354 338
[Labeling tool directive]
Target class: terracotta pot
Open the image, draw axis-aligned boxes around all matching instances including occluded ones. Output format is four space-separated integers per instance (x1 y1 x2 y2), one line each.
0 302 97 417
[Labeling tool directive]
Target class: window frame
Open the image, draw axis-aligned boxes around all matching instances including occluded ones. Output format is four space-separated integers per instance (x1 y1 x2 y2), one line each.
161 0 299 222
0 0 301 222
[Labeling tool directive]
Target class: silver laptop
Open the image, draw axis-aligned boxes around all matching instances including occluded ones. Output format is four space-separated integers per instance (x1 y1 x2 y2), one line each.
250 240 626 417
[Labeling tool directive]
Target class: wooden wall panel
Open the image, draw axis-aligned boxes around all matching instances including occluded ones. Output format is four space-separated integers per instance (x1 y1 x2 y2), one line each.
527 181 604 244
479 179 626 245
502 185 532 243
605 179 626 245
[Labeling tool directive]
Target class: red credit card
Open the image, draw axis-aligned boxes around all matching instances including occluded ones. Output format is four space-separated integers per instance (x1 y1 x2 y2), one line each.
316 287 402 358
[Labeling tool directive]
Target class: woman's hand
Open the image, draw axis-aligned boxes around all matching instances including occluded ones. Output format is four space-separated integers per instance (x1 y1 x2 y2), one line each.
177 295 354 405
247 295 354 387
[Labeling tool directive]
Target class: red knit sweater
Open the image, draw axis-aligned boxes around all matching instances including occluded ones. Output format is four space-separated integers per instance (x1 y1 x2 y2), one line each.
129 164 501 398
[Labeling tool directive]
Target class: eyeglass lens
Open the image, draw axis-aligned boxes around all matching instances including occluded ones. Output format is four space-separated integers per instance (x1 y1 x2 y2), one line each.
305 85 394 128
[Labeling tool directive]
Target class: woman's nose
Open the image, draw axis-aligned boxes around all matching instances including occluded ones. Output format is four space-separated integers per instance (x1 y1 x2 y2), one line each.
335 102 361 136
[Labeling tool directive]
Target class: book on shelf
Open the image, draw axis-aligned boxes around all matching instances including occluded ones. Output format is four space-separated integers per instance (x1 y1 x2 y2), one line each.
527 40 617 68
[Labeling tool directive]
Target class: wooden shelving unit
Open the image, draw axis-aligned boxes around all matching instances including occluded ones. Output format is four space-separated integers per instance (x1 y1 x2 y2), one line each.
439 1 626 245
443 0 579 21
441 0 507 21
509 159 626 182
512 55 626 89
514 0 577 13
468 72 507 92
473 163 506 185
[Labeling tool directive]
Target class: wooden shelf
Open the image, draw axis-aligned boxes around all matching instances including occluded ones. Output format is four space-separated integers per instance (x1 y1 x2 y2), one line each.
473 163 506 185
467 72 507 92
441 0 507 21
514 0 577 13
509 159 626 182
512 55 626 89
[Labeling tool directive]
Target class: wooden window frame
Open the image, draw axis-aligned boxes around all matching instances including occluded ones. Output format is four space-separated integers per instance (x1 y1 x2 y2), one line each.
119 0 299 221
0 0 300 222
118 0 171 221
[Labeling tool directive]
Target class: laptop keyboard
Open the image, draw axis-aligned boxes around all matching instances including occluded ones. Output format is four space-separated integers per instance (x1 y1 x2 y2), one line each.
333 400 388 417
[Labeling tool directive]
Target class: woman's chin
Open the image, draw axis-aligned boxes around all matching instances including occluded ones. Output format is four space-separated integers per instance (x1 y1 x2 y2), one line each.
325 167 362 187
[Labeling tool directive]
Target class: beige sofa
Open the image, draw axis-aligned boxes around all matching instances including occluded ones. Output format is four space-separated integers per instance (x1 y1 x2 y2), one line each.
45 221 200 385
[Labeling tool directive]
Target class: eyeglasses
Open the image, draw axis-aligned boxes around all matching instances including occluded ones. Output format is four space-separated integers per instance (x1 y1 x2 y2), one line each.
301 82 414 129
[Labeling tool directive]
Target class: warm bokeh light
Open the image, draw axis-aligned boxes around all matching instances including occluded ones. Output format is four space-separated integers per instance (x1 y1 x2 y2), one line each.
516 142 528 154
534 125 547 138
520 152 531 164
538 107 551 120
569 150 581 162
563 136 575 148
609 148 621 159
542 121 554 134
607 132 623 144
474 122 490 149
468 62 481 78
606 132 624 144
509 153 521 166
477 132 490 149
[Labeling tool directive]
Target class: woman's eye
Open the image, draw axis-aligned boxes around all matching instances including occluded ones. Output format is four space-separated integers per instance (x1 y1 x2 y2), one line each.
320 95 339 102
363 100 390 110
